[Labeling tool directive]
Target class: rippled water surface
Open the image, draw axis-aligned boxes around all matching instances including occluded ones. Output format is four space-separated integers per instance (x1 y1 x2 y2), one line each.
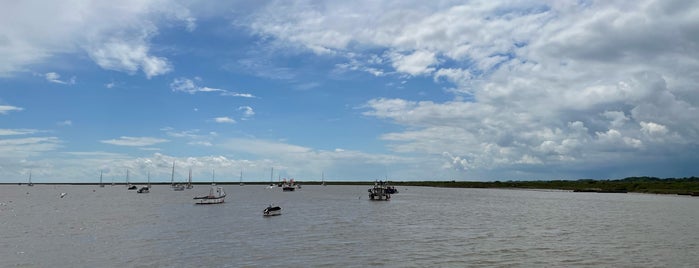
2 184 699 267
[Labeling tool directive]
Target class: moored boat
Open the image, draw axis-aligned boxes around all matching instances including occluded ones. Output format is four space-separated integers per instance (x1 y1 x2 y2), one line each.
194 185 226 205
263 204 282 216
368 180 391 201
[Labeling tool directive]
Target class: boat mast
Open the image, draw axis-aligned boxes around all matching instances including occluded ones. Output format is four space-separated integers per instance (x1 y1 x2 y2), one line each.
188 168 192 187
99 170 103 187
270 167 274 184
126 169 130 186
147 171 151 188
28 170 33 186
171 161 175 186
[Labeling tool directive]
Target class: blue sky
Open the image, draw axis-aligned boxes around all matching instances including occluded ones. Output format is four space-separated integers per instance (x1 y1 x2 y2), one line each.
2 1 699 183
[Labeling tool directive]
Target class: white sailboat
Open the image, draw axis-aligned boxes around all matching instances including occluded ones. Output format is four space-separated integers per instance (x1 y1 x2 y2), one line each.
99 170 104 187
186 168 193 189
239 169 244 186
172 162 184 191
126 169 137 190
321 172 326 186
27 170 33 186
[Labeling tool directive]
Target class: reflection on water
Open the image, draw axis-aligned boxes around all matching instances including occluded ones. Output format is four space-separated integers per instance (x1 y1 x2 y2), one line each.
1 185 698 267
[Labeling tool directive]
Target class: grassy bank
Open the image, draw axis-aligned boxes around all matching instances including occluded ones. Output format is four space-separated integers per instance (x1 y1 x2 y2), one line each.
385 176 699 195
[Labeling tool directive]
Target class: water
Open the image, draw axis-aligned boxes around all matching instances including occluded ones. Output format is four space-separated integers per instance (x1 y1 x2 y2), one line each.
2 185 698 267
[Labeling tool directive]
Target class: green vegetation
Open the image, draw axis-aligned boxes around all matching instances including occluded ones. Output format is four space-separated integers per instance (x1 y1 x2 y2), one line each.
6 176 699 195
386 176 699 195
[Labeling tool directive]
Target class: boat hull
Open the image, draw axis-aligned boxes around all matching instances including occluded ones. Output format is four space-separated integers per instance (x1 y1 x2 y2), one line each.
195 198 225 205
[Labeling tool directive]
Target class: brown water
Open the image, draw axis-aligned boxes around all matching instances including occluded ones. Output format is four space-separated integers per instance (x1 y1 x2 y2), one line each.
1 185 698 267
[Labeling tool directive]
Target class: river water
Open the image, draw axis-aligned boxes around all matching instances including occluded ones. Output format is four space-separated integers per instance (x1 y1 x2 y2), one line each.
1 184 698 267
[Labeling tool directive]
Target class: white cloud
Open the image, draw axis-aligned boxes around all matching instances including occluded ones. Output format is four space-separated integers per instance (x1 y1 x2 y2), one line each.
88 39 172 79
0 1 195 77
214 117 236 124
101 136 169 146
0 128 38 136
0 105 23 115
238 106 255 119
170 77 255 98
44 72 75 84
56 120 72 126
390 50 438 76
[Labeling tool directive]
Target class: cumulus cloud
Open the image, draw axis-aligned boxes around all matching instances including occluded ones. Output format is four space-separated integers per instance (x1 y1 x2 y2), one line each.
0 1 195 77
101 136 168 146
244 0 699 178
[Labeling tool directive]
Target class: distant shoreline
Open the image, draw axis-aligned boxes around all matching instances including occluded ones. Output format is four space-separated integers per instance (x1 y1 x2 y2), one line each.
5 176 699 196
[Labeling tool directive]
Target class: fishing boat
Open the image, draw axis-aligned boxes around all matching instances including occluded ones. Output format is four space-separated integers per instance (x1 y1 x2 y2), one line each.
368 180 391 201
282 178 298 191
263 204 282 216
193 185 226 204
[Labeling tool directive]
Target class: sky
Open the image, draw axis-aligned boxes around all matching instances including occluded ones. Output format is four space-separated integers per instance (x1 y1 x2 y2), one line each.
1 0 699 183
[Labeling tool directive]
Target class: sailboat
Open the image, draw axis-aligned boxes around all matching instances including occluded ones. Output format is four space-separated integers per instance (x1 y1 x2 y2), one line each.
138 172 150 193
126 169 137 190
172 162 184 191
99 170 105 187
239 169 244 186
267 167 275 188
27 170 34 186
321 172 326 186
186 168 193 189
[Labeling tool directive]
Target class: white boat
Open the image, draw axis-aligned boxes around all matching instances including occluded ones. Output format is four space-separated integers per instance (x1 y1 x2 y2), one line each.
282 178 297 191
368 180 391 201
321 172 326 186
194 185 226 205
239 169 244 186
99 170 104 187
186 168 194 189
263 204 281 216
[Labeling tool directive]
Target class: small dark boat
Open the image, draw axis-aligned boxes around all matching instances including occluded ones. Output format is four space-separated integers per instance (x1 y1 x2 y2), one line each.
137 186 149 193
127 184 138 190
263 205 282 216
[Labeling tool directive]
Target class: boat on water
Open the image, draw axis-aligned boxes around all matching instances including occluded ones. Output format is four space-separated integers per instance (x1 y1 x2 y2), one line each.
368 181 391 201
386 185 399 194
126 169 137 190
27 170 34 186
282 178 299 191
194 185 226 204
99 170 104 187
138 172 151 193
186 168 194 189
263 204 282 216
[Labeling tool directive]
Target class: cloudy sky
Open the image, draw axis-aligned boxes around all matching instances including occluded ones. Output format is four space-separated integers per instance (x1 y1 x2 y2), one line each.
1 0 698 183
